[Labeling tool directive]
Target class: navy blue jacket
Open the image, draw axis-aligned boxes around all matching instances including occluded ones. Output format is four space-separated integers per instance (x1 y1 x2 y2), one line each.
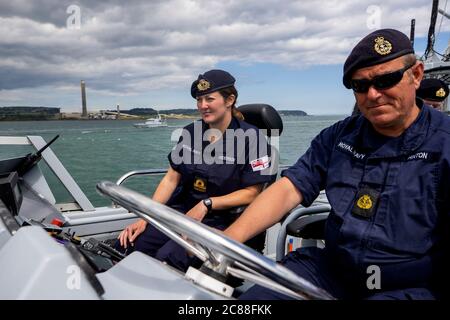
283 101 450 292
168 117 274 222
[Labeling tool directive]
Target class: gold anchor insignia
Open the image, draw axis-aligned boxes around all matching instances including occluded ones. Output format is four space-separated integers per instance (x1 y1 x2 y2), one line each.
197 79 211 91
357 194 373 210
374 36 392 55
436 88 446 98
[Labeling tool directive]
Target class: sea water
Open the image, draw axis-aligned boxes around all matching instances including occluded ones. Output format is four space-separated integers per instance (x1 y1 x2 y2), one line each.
0 115 345 206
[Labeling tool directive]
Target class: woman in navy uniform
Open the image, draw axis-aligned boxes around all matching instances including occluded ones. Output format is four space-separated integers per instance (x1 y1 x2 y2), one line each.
116 69 274 271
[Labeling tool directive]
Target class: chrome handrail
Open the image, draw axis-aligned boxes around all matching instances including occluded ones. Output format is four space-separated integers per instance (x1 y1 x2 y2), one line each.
116 169 168 186
276 204 331 261
116 165 290 186
113 169 167 208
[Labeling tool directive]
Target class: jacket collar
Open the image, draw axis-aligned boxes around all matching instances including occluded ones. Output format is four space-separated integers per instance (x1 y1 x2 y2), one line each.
342 99 430 159
200 116 240 146
200 116 240 133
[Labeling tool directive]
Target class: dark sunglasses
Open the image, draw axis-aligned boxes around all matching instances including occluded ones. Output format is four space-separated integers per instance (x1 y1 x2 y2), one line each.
350 62 416 93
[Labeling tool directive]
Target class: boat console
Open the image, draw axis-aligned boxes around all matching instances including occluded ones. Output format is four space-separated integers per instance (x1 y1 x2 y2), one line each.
0 153 123 273
0 139 229 299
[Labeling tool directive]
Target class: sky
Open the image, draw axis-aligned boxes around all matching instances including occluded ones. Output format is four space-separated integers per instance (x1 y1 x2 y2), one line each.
0 0 449 115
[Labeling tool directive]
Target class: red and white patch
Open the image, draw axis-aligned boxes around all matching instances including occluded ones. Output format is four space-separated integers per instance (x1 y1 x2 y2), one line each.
250 155 269 172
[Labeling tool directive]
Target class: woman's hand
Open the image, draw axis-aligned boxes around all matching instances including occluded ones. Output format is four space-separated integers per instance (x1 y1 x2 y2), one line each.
118 219 148 248
116 168 181 249
185 200 209 222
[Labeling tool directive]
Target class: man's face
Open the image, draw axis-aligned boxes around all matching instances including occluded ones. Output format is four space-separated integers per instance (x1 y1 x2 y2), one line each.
352 56 424 135
423 99 444 111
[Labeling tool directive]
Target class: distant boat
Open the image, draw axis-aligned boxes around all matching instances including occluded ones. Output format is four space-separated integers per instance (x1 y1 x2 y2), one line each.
133 114 168 128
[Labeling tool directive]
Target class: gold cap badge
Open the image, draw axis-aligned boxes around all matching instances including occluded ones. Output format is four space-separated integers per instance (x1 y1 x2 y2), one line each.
374 36 392 55
197 79 211 92
436 88 446 98
357 194 373 210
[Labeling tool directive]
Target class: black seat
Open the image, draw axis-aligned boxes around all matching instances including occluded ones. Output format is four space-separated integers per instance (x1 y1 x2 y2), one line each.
286 214 327 239
275 204 330 261
237 104 283 137
238 103 283 184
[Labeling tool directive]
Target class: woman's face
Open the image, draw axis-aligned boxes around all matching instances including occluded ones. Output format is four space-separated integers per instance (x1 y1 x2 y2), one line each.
196 91 234 125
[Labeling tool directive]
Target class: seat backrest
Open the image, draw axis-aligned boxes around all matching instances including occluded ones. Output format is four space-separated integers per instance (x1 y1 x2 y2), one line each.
238 104 283 182
237 104 283 137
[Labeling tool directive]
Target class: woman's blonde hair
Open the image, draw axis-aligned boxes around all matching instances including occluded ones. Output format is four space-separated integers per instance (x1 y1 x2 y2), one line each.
219 86 244 120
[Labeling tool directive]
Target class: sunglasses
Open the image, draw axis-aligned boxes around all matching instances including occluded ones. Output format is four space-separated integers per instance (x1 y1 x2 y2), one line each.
350 62 416 93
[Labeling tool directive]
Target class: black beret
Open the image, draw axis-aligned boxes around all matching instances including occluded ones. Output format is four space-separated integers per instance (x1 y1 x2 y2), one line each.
417 78 449 102
343 29 414 89
191 69 236 98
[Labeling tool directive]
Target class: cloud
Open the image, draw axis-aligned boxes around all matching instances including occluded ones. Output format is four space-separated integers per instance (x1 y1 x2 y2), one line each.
0 0 446 109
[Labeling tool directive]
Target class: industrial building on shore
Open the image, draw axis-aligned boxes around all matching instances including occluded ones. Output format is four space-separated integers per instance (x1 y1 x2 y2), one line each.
0 80 305 121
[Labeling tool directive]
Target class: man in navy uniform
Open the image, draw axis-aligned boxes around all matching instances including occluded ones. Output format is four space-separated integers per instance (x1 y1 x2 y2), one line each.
225 28 450 299
417 78 449 111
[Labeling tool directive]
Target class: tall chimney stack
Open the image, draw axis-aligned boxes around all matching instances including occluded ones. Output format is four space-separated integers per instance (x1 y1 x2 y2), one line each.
116 104 120 120
81 80 87 117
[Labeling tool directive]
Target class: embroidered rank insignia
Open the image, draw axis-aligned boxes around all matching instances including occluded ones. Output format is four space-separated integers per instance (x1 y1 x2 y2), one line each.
352 187 380 218
193 176 207 192
197 79 211 92
374 36 392 55
436 88 446 98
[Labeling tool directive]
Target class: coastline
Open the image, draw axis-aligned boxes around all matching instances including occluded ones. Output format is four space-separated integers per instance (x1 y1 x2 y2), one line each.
0 109 309 121
0 114 200 121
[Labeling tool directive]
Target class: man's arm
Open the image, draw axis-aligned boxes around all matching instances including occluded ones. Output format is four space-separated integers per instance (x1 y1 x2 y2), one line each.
224 177 303 243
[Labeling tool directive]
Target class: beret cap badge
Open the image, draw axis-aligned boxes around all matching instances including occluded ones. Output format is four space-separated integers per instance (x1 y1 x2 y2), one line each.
417 78 449 102
197 79 211 92
343 29 414 89
374 36 392 55
191 69 235 98
436 88 446 98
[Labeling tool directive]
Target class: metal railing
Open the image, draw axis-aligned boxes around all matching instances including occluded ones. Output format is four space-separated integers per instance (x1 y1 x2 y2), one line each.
116 163 292 186
115 169 168 186
276 204 331 261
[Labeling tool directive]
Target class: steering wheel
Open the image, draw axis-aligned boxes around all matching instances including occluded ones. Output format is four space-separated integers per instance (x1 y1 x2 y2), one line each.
96 181 334 300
